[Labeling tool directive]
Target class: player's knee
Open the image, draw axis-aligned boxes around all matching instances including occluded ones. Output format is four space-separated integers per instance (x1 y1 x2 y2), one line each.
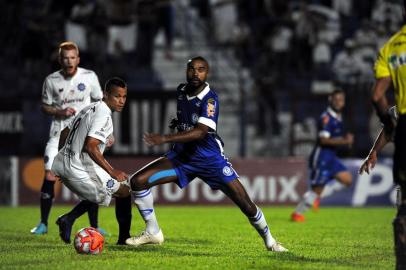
40 180 55 199
343 174 352 187
130 175 147 191
337 172 352 187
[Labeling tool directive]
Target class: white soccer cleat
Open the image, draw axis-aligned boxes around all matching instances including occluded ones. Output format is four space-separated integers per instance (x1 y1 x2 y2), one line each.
268 242 288 252
125 229 164 246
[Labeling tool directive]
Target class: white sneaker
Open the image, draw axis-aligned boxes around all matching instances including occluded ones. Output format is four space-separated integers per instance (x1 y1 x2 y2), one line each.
125 229 164 246
268 242 288 252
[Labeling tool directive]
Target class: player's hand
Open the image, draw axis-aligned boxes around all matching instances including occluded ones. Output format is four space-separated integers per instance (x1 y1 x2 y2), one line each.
345 133 354 146
111 169 128 182
106 134 115 148
358 151 377 175
59 107 76 118
143 132 165 146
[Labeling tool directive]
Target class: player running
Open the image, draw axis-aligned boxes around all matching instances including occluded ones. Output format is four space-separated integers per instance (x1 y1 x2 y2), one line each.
126 56 288 252
291 89 353 222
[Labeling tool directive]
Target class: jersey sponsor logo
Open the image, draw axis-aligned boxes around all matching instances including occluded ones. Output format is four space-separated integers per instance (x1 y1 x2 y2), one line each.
389 53 406 69
61 97 85 105
77 83 86 92
178 123 194 131
106 179 115 188
222 166 233 176
192 113 199 124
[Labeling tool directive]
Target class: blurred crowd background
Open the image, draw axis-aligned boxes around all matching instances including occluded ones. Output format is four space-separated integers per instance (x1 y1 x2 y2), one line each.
0 0 403 158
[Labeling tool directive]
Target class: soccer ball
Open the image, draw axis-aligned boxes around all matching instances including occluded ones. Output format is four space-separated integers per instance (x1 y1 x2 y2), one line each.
73 227 104 255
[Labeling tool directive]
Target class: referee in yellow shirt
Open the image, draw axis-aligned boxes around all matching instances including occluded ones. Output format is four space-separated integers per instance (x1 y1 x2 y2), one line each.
372 1 406 268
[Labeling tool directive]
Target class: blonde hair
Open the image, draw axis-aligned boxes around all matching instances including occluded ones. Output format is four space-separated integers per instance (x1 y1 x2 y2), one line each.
58 41 79 57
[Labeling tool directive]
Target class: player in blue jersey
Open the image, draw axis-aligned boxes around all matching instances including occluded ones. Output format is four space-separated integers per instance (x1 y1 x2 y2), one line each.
291 89 354 222
125 56 288 252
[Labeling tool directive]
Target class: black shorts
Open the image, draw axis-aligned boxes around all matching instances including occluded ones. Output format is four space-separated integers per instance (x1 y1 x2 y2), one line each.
394 114 406 186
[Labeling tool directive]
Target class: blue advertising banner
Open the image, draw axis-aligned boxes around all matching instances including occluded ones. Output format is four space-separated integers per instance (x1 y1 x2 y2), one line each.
320 158 397 206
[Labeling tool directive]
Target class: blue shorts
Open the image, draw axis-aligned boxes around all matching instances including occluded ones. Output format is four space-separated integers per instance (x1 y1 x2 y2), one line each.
309 155 347 186
166 150 238 190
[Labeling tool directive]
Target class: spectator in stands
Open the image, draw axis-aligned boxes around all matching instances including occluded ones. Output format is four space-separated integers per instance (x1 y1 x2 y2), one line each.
332 39 363 85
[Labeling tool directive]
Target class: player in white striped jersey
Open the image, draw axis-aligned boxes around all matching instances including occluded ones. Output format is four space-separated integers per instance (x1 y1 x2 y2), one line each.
31 41 107 236
52 77 130 244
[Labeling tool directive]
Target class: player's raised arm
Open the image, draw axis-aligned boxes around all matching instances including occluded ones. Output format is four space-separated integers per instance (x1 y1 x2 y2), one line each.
144 123 209 146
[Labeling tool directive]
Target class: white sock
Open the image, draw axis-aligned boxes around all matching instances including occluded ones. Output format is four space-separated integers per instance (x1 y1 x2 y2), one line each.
249 207 276 249
295 190 318 214
133 189 160 234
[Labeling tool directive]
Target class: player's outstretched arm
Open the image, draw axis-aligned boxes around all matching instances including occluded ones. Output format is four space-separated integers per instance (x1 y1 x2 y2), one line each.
144 123 209 146
359 128 389 175
84 136 128 181
319 133 354 147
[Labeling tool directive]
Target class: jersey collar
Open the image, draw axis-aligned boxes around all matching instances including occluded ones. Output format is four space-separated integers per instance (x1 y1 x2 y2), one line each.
184 83 210 100
327 106 342 121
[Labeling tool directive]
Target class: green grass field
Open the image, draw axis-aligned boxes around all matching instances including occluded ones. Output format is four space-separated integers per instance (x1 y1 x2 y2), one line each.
0 206 396 270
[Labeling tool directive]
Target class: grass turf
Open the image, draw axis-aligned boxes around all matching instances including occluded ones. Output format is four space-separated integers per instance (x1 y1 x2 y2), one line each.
0 206 396 270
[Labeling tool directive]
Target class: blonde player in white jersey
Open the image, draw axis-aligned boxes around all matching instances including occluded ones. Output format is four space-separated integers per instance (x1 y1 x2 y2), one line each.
52 77 130 244
31 41 107 236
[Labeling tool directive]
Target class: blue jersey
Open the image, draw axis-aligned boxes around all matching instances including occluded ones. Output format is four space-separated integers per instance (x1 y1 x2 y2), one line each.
166 83 238 190
314 107 344 155
172 83 223 162
308 107 347 186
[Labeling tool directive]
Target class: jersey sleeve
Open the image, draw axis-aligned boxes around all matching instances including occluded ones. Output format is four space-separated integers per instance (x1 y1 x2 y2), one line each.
41 77 53 105
89 72 103 101
198 96 218 130
374 44 391 79
88 113 113 143
318 114 331 138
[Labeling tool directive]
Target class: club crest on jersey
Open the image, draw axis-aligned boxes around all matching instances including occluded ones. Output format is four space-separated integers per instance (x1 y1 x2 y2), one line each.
222 166 233 176
192 113 199 124
77 83 86 92
207 98 216 117
106 179 115 189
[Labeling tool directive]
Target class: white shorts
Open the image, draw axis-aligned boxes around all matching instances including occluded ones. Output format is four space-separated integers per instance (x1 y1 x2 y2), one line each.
44 136 59 171
52 154 122 206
